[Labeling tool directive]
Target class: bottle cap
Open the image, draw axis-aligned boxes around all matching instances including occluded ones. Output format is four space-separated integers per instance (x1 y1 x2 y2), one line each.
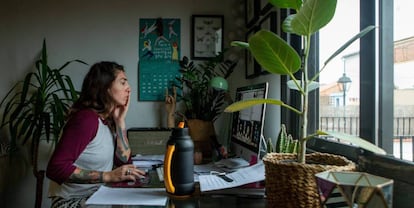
178 121 185 128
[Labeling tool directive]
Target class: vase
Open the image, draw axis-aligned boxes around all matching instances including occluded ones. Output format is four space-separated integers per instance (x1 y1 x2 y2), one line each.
0 149 29 192
186 119 216 159
262 152 356 208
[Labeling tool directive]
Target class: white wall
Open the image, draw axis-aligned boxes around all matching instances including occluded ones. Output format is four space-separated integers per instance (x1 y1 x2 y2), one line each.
0 0 280 207
0 0 247 128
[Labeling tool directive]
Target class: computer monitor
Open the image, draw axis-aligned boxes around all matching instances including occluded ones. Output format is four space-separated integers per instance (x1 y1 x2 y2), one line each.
230 82 269 163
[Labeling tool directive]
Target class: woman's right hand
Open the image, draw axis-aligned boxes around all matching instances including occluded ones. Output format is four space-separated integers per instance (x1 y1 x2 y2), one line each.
103 164 146 183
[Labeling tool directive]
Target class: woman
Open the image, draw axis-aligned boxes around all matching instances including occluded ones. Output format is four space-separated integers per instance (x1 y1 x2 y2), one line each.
46 61 146 207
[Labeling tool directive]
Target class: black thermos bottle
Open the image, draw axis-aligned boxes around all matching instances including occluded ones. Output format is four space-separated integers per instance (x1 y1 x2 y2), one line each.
163 126 195 196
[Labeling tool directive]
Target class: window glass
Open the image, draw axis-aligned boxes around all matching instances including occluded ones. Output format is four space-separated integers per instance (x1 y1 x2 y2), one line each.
319 0 414 162
393 0 414 161
319 0 360 136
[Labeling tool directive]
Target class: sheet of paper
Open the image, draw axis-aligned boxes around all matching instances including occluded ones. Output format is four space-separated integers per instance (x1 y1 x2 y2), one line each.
85 186 168 206
132 154 164 161
133 160 163 168
198 161 265 192
194 163 224 174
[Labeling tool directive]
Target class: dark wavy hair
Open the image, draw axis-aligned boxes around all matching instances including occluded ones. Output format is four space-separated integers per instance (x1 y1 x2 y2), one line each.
70 61 125 118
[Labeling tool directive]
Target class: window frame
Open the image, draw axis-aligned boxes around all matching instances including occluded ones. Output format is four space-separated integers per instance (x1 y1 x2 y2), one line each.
282 0 395 155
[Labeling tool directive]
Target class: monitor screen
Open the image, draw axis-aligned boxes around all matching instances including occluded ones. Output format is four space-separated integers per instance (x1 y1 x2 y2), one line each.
230 82 268 163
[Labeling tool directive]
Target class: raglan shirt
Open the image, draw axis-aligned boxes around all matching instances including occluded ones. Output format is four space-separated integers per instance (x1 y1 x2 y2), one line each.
46 109 116 199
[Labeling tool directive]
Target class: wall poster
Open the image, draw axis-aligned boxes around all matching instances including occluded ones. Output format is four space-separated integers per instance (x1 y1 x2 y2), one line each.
138 18 181 101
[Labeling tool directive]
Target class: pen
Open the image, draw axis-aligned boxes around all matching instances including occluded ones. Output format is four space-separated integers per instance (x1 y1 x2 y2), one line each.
216 174 233 182
210 171 233 182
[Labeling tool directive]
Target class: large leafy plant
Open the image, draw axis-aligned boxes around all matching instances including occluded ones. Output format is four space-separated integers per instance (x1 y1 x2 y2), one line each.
176 51 237 122
0 39 86 208
226 0 385 163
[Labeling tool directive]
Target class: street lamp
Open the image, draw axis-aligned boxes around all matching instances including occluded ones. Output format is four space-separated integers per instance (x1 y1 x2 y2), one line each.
337 73 351 133
337 73 352 106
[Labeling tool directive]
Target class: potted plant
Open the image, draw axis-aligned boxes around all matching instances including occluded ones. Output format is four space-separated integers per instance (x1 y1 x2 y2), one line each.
0 39 87 208
175 51 237 158
225 0 385 207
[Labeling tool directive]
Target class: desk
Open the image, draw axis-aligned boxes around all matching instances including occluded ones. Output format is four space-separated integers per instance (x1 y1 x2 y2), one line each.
86 170 266 207
86 193 266 208
87 195 266 208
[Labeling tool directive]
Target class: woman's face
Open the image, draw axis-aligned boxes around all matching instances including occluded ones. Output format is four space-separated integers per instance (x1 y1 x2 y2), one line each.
109 70 131 106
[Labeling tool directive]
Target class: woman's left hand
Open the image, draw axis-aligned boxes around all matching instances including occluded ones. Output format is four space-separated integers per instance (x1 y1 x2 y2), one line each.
103 164 146 183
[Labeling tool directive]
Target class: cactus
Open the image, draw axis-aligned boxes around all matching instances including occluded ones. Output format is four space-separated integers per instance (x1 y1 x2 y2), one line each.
266 137 275 153
275 124 299 154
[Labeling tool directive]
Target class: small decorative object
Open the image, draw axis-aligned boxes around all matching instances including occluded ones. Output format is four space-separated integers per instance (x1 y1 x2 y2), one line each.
165 87 177 128
315 171 394 208
194 150 203 165
191 15 224 60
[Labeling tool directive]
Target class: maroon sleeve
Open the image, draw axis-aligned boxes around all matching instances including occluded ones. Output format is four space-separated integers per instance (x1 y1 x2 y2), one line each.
46 109 99 184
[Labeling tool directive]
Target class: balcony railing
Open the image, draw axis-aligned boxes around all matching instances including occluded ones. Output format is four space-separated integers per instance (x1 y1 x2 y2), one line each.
320 116 414 161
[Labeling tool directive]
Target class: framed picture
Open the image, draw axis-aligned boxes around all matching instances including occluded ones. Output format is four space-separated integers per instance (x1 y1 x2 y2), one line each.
191 15 224 60
260 0 273 15
245 27 260 79
245 0 260 28
259 11 278 75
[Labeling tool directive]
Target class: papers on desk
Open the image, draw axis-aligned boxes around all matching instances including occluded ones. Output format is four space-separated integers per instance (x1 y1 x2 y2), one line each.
85 186 167 206
132 154 164 161
198 161 265 192
132 154 164 168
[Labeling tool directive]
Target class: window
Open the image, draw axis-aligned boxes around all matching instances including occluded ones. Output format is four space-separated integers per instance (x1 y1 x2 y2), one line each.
319 0 414 162
319 0 360 136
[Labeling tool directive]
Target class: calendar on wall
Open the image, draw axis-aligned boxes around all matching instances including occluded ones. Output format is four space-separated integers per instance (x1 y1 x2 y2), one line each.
138 61 179 101
138 17 181 101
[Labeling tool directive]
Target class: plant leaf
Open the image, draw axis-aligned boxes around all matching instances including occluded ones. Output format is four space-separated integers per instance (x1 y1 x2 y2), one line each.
287 80 320 92
249 30 301 75
323 25 376 67
224 98 301 115
268 0 302 10
287 0 337 36
231 41 249 48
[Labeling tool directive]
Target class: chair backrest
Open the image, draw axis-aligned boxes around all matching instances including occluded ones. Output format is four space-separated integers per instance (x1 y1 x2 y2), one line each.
127 128 171 155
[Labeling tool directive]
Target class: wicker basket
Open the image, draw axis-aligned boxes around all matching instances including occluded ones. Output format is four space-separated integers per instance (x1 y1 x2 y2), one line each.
263 152 356 208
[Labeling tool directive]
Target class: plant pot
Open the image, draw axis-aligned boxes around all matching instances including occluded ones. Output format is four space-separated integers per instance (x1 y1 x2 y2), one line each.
0 149 29 193
186 119 215 159
262 152 356 208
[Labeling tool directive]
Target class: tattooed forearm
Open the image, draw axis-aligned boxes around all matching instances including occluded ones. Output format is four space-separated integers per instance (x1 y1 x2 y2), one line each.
68 167 103 184
115 126 131 162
